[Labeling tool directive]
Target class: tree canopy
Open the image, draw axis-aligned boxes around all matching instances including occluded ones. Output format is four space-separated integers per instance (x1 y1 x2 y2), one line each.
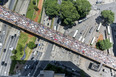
44 0 91 26
44 0 60 17
27 41 36 49
34 6 39 11
101 10 114 24
60 1 80 25
73 0 91 18
96 39 112 50
10 55 17 60
12 49 17 54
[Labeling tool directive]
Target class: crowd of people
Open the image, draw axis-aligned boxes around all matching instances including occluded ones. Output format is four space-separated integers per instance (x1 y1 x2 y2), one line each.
0 6 116 69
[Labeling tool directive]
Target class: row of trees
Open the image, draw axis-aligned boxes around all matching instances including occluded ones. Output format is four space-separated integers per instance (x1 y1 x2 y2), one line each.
44 0 91 26
95 10 114 51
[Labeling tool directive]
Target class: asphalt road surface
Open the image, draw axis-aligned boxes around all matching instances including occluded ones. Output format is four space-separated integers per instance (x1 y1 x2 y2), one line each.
0 0 30 76
20 43 53 77
0 24 8 54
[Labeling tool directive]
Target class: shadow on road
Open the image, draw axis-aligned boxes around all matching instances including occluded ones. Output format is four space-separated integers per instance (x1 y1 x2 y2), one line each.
111 23 116 56
9 60 90 77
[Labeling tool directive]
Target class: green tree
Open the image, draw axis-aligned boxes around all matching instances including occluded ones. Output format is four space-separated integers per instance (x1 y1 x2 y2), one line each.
96 39 112 50
10 55 17 60
18 44 23 52
60 1 80 25
101 10 114 24
12 49 17 54
27 41 36 49
73 0 91 18
20 52 23 55
34 6 39 11
44 0 60 17
33 0 36 5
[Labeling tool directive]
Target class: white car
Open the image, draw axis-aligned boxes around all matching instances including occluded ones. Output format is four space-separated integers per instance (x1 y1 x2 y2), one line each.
24 65 28 69
28 65 30 69
0 43 2 48
2 31 5 35
9 47 13 51
28 73 31 76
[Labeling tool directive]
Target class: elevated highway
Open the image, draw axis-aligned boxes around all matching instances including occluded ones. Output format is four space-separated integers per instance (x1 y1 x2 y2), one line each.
0 6 116 70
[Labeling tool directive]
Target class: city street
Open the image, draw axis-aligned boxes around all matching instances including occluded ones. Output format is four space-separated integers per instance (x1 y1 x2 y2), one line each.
0 0 116 77
0 0 30 76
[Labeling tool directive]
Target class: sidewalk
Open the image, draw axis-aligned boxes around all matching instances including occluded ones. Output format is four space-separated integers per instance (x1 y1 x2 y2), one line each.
34 0 44 22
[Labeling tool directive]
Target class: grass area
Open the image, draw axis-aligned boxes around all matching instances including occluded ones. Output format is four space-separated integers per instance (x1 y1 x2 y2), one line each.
16 32 28 60
16 32 36 60
9 32 36 74
26 0 39 20
25 36 36 60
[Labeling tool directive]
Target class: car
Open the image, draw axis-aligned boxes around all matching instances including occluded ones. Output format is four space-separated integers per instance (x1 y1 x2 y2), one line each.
47 23 49 26
0 43 2 48
23 14 25 16
3 49 6 52
11 36 14 39
80 30 84 34
71 68 76 72
14 34 16 37
89 27 93 33
31 57 34 60
2 31 5 35
28 73 31 76
9 47 13 51
24 65 28 69
28 65 30 69
1 61 5 65
4 63 7 66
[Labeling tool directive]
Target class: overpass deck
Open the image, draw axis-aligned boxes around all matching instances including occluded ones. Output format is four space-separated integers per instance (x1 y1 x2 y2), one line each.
0 6 116 70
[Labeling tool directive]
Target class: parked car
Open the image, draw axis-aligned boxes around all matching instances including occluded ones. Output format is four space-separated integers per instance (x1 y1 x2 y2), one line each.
31 57 34 60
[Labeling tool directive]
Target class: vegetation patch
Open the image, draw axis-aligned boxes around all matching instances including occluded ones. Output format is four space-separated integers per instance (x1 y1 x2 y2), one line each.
96 39 112 50
9 32 36 74
44 0 91 26
101 10 114 24
26 0 39 20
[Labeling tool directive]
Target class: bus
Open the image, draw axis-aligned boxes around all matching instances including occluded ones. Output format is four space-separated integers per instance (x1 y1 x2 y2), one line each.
90 37 95 45
110 37 113 44
79 36 82 41
107 26 110 35
82 38 85 43
96 23 101 32
73 30 78 38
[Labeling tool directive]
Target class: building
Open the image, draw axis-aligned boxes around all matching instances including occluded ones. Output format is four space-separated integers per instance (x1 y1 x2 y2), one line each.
39 70 65 77
88 62 102 72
